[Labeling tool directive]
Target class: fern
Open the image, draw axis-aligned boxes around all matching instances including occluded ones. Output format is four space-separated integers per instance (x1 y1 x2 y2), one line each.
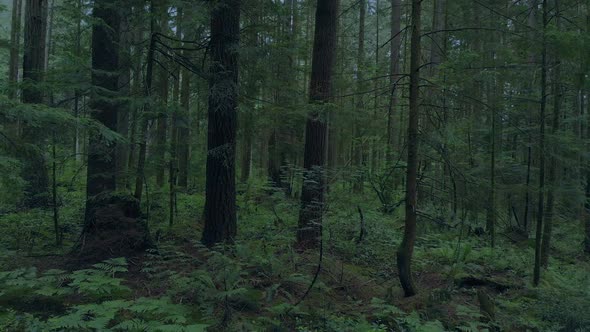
93 257 129 277
69 268 131 300
48 297 209 331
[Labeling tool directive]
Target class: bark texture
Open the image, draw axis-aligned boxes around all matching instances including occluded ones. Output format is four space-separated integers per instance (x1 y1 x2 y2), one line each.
202 0 240 247
296 0 339 249
78 0 150 263
21 0 49 208
86 0 120 198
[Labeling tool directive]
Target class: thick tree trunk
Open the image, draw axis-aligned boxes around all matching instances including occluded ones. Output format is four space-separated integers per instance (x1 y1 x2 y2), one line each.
296 0 338 250
79 0 150 263
85 0 120 198
23 0 46 104
396 0 421 298
21 0 49 208
201 0 240 247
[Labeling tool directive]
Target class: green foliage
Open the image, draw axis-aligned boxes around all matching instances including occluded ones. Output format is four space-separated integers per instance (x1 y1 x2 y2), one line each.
68 258 131 300
0 257 209 331
296 315 388 332
2 0 590 329
454 305 490 332
48 298 207 332
397 312 446 332
0 156 24 208
0 210 54 253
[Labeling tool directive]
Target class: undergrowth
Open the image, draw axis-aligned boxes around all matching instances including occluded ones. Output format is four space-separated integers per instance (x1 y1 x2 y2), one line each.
0 183 589 331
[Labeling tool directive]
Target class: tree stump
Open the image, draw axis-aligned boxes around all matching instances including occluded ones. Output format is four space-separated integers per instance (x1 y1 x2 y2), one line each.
74 193 151 264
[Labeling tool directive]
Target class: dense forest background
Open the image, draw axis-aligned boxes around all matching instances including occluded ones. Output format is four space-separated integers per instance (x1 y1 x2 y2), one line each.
0 0 589 331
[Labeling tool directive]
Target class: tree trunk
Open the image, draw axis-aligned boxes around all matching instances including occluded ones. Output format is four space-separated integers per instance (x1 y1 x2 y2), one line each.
523 0 539 234
296 0 339 250
240 106 255 183
533 0 548 287
73 0 82 163
133 0 157 202
79 0 150 263
429 0 445 76
541 0 560 267
117 4 132 190
127 14 143 187
240 121 252 183
43 0 54 76
155 5 169 188
8 0 22 100
352 0 366 193
487 98 496 248
177 65 191 189
386 0 401 160
396 0 421 298
21 0 49 208
155 76 169 188
85 0 120 198
201 0 240 247
268 1 297 193
168 7 183 227
22 0 47 105
268 131 282 188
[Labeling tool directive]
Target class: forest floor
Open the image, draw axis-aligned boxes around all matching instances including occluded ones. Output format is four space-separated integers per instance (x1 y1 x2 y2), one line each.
1 182 590 331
